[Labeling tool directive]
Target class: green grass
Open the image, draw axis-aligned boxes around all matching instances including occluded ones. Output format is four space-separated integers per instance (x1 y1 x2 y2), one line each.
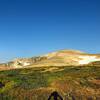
0 66 100 100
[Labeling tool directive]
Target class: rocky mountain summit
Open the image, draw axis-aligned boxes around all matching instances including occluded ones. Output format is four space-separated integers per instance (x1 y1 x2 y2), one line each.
0 49 100 70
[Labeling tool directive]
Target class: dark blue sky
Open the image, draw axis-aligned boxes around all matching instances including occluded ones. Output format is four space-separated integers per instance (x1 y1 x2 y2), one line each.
0 0 100 62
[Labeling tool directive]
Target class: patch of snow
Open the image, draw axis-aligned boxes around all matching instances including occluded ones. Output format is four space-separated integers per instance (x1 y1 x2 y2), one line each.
78 56 100 64
23 62 30 66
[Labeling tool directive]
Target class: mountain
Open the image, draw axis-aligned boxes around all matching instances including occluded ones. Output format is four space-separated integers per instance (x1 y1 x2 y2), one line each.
0 49 100 70
0 50 100 99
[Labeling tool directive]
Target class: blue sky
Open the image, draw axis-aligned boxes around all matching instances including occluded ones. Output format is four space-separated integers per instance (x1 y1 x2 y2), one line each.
0 0 100 62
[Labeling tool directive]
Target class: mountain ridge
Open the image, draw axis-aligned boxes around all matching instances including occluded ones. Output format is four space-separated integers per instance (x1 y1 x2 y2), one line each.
0 49 100 70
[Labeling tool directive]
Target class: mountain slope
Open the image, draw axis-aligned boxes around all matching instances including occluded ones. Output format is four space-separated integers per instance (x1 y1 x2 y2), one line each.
0 49 100 100
0 64 100 100
0 49 100 70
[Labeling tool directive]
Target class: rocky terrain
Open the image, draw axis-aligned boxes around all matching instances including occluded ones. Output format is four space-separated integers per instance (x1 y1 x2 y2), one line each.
0 50 100 70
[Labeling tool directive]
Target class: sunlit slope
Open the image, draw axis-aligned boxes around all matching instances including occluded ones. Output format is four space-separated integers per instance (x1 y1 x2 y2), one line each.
0 49 100 70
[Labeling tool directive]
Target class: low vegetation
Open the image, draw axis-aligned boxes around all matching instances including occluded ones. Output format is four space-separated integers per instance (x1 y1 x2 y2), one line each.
0 65 100 100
